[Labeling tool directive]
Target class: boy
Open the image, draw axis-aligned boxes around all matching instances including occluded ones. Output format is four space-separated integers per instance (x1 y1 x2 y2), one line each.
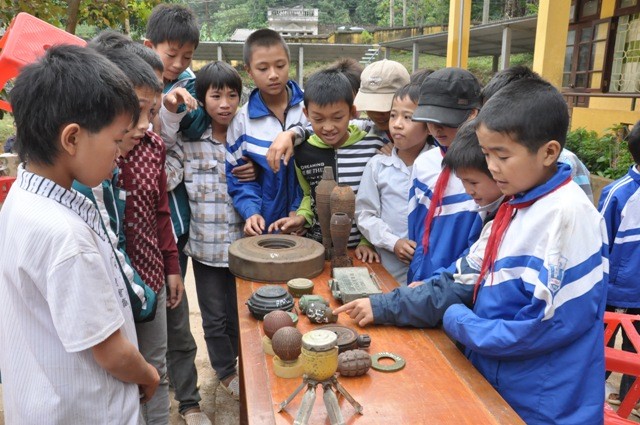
355 83 431 284
268 69 379 261
0 45 159 424
336 121 503 326
226 28 306 235
144 7 213 423
443 78 607 424
481 65 594 201
599 120 640 405
265 59 410 172
94 46 184 425
160 61 245 401
408 68 483 283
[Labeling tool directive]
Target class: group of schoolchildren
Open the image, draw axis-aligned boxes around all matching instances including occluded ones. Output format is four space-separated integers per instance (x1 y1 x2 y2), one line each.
0 2 637 424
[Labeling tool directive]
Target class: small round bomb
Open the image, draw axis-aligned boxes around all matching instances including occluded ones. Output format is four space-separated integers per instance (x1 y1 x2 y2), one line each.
263 310 294 339
272 326 303 361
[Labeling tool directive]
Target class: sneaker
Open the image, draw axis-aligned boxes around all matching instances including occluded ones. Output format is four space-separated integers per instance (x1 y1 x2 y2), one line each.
220 374 240 400
181 409 212 425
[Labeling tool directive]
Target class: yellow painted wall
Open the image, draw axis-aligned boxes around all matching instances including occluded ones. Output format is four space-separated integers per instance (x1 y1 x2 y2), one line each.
589 97 635 110
533 0 571 88
571 107 640 133
600 0 616 18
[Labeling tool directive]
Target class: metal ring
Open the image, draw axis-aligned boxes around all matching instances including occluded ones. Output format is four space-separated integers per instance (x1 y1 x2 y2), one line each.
370 352 406 372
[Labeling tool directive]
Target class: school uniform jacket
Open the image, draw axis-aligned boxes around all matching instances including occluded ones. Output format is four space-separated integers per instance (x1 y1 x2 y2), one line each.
443 164 608 425
226 81 305 228
407 147 483 283
599 165 640 308
293 124 377 247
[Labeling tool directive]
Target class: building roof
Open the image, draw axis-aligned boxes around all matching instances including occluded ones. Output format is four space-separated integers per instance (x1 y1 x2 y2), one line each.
380 15 537 57
229 29 255 42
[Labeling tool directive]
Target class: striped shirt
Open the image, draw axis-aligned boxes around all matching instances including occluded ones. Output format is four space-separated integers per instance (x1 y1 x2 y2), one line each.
0 166 139 424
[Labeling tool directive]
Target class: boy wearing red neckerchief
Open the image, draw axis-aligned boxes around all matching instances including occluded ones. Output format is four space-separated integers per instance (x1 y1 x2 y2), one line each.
443 78 607 424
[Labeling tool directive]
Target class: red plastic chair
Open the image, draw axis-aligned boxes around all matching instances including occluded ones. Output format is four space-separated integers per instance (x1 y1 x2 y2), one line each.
604 311 640 424
0 13 86 112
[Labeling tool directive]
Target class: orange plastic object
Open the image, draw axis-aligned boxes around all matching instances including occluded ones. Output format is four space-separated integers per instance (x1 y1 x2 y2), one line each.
0 176 16 203
0 13 86 112
604 311 640 423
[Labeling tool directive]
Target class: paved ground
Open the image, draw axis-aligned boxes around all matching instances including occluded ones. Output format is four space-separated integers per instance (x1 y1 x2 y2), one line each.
0 261 240 425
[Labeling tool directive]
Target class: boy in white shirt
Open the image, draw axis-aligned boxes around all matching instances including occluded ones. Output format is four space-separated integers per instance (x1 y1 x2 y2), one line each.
0 45 159 424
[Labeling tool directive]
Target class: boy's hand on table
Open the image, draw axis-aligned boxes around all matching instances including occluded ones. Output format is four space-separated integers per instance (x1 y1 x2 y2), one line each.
355 245 380 263
163 87 198 113
333 299 374 327
268 214 306 235
394 239 416 264
244 214 266 236
232 156 257 182
139 363 160 403
166 274 184 309
266 130 296 173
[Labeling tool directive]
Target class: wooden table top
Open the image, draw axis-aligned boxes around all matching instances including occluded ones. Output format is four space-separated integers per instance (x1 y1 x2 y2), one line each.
236 257 524 425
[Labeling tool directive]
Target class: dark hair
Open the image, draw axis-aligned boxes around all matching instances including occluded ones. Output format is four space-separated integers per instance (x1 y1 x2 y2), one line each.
326 58 363 95
88 29 132 50
124 43 164 75
628 120 640 164
304 69 354 109
410 68 435 86
195 61 243 105
10 45 139 166
481 65 540 103
146 4 199 49
93 47 162 94
243 28 289 65
443 120 491 177
393 83 421 104
476 78 569 152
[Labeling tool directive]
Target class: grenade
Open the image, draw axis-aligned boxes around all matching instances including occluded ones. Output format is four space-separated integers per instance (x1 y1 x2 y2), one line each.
338 349 371 377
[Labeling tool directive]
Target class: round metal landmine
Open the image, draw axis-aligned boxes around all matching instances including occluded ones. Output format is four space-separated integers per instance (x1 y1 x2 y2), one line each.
272 327 303 361
262 335 275 356
301 330 339 381
229 235 325 282
287 278 314 297
246 286 295 320
370 352 406 373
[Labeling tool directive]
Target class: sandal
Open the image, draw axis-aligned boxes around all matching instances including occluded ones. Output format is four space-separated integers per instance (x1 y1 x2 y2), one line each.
220 374 240 400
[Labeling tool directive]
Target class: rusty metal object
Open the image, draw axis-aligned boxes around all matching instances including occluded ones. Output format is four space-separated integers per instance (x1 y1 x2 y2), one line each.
299 295 329 315
229 235 325 282
338 350 372 377
316 166 337 259
329 267 382 303
370 352 406 372
287 278 314 297
317 325 371 353
263 310 294 339
330 213 353 269
306 302 338 324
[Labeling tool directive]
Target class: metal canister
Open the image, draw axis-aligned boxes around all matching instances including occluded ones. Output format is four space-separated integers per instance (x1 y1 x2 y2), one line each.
301 330 338 381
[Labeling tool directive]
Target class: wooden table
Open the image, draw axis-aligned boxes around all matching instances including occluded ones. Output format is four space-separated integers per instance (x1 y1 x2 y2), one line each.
236 257 524 424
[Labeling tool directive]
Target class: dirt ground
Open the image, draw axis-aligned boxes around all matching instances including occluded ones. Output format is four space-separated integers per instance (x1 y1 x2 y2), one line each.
0 261 240 425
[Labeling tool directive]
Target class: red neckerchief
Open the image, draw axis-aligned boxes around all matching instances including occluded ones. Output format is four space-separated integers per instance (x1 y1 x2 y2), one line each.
421 164 451 253
472 176 572 302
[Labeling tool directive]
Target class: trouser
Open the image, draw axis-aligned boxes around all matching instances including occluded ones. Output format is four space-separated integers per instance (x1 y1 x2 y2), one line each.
166 233 201 415
192 260 239 381
136 287 169 425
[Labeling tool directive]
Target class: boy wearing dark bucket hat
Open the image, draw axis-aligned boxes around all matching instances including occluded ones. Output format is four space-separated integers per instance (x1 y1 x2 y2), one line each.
406 67 484 284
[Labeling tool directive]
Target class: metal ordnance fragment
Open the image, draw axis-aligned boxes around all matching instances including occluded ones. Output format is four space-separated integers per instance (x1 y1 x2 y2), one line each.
329 267 382 303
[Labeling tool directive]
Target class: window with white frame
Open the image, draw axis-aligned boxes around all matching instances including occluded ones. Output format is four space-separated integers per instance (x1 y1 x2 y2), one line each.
611 12 640 92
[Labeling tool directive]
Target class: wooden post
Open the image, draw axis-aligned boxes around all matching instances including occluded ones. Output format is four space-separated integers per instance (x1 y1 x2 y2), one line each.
446 0 472 68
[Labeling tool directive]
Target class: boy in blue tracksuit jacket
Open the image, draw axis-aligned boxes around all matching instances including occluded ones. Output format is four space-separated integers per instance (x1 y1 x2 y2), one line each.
226 29 305 235
599 120 640 403
407 68 484 283
335 121 504 327
444 79 607 424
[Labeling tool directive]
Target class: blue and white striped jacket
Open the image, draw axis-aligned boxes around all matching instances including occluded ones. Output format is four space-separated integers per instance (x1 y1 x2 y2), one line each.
444 164 608 425
407 147 484 283
225 81 306 228
599 165 640 308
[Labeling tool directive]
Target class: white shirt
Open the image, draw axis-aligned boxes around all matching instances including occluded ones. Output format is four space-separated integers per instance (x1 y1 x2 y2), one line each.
355 145 430 284
0 166 140 424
